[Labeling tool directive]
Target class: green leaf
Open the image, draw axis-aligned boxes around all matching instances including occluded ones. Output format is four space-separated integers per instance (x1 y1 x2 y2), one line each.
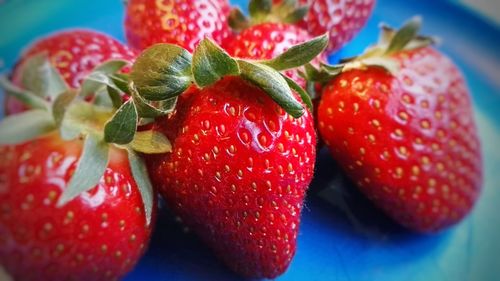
104 99 138 145
249 0 272 18
283 5 309 24
107 86 124 109
93 87 114 107
320 63 344 76
0 109 55 144
127 149 154 225
385 16 422 55
60 102 113 141
281 74 312 112
192 38 240 87
19 53 68 99
261 34 328 71
52 90 78 127
130 130 172 154
57 133 109 206
228 8 250 32
80 60 129 97
109 73 131 93
131 83 177 118
131 44 193 101
238 60 304 118
0 76 50 111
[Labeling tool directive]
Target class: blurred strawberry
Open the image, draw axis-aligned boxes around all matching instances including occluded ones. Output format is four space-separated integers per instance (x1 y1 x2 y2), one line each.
223 0 326 88
124 0 232 52
316 18 483 232
5 29 136 115
274 0 375 53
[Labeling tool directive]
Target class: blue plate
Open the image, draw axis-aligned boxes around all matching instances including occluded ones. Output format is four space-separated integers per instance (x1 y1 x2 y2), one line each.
0 1 499 280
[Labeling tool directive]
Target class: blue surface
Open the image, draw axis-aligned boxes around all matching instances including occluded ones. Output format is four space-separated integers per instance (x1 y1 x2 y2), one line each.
0 0 499 280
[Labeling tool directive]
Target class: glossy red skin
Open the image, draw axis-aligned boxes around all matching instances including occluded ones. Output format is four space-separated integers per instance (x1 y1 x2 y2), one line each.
0 133 154 281
147 77 316 278
223 23 324 88
124 0 232 52
6 29 137 115
274 0 375 53
318 47 483 233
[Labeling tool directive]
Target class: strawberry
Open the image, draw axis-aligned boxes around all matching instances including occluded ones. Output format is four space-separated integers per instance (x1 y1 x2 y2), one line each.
0 133 153 281
147 77 316 278
124 0 232 52
315 18 483 232
273 0 376 53
224 23 321 88
6 29 137 115
0 55 164 280
224 0 326 88
129 35 327 277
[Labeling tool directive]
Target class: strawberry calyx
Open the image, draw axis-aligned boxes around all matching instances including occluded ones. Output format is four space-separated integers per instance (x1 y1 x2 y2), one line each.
0 35 327 225
228 0 309 32
303 16 438 98
0 56 166 225
130 34 328 118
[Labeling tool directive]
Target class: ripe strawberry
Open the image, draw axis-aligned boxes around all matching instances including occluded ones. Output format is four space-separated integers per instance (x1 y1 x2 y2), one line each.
6 29 137 115
0 54 162 280
316 18 483 232
0 133 154 281
146 76 316 278
127 35 326 278
273 0 375 53
224 0 326 88
124 0 232 52
224 22 322 88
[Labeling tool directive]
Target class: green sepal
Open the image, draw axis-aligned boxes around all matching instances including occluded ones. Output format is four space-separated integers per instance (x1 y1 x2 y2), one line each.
109 73 131 94
19 53 69 99
52 90 78 127
130 130 172 154
130 83 177 118
57 133 109 206
80 60 129 97
127 149 154 225
107 86 124 109
282 5 309 24
104 99 138 145
131 44 193 101
232 0 308 28
228 8 250 32
385 16 422 55
192 38 240 87
93 87 113 107
60 102 113 141
281 74 313 112
261 33 328 71
0 109 55 144
0 76 50 111
249 0 272 19
306 81 319 100
238 60 304 118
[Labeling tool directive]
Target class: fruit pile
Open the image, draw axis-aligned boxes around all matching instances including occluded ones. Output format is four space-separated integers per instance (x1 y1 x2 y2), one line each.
0 0 483 280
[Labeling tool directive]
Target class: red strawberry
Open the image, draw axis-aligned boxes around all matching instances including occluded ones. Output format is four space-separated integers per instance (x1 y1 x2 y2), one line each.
6 29 137 115
124 0 232 52
224 22 323 88
146 76 316 278
316 19 483 232
274 0 375 53
0 54 162 280
224 1 327 88
0 132 154 281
